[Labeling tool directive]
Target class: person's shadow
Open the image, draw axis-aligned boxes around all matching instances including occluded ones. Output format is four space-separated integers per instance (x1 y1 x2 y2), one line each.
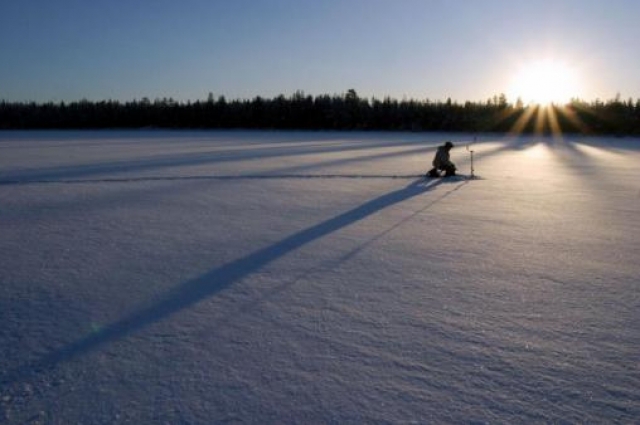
4 177 451 384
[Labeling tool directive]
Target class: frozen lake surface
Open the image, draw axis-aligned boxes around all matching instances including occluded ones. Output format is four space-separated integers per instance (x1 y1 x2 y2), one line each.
1 130 639 423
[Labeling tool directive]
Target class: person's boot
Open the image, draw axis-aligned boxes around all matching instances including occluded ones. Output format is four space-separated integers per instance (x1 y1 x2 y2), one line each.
427 168 440 178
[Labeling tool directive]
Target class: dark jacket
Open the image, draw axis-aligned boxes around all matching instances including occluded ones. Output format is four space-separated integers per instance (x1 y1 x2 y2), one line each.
432 145 454 169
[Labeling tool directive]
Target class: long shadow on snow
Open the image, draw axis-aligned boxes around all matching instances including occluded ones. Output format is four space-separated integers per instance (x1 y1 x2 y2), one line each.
480 135 617 182
0 144 436 186
210 179 470 327
0 136 435 183
462 135 594 174
3 177 448 384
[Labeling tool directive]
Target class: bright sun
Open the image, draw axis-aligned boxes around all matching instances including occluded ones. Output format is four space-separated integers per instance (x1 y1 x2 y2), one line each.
508 60 580 106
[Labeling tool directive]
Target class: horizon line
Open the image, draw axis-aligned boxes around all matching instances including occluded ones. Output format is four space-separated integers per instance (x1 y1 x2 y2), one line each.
2 91 637 106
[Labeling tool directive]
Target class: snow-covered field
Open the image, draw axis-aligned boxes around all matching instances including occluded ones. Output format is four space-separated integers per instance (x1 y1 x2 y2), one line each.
1 130 638 424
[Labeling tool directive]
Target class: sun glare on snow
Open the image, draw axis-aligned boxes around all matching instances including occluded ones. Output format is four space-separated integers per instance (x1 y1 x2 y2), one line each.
508 60 580 106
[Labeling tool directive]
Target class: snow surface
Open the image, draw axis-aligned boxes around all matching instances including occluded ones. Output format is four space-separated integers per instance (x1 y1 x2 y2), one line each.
0 130 638 424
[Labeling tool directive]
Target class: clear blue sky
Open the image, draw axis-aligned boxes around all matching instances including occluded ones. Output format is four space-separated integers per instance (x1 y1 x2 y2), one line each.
1 0 639 103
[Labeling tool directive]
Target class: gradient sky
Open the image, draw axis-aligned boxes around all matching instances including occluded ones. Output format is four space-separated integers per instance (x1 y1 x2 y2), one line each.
1 0 639 103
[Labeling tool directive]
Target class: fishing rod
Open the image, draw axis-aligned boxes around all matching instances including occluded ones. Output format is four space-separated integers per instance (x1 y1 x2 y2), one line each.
466 136 476 179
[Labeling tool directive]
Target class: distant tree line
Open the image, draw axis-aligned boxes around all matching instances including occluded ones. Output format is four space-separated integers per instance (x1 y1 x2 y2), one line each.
1 89 639 135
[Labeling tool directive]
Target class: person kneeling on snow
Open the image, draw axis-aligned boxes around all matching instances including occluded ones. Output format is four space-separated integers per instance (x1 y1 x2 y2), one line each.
427 141 456 177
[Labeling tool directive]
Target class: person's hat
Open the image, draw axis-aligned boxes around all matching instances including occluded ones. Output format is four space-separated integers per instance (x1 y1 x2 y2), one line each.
445 141 454 148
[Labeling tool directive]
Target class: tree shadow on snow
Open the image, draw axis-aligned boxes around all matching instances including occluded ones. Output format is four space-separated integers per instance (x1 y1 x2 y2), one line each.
0 135 433 184
3 176 456 385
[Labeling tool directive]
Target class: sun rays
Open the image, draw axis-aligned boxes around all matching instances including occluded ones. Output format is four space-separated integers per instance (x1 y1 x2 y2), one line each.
499 103 596 138
500 58 592 138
